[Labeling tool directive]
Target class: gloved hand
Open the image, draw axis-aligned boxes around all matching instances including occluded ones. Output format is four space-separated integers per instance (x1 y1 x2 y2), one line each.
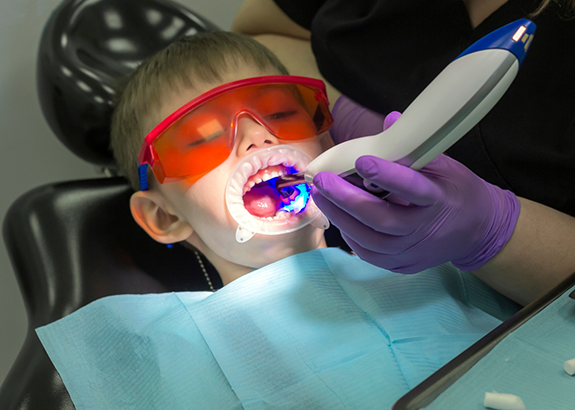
314 99 520 273
330 94 399 144
312 154 520 273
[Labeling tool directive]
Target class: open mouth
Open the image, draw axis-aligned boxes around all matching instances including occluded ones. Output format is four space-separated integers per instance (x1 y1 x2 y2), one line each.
225 145 327 242
242 164 308 219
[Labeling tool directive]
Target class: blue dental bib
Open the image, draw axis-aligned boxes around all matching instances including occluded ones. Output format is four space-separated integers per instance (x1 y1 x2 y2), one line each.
36 248 519 409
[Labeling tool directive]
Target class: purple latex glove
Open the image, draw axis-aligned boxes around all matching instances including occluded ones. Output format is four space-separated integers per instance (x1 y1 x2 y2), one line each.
330 95 397 144
314 100 520 273
312 155 520 273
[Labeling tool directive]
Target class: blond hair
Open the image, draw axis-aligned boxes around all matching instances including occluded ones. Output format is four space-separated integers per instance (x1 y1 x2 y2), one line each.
110 31 288 190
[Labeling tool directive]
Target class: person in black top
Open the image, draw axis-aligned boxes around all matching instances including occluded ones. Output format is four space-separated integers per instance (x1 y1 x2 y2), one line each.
256 0 575 215
233 0 575 306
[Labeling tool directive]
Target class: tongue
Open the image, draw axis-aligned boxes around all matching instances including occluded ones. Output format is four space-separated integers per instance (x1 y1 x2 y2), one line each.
243 183 282 218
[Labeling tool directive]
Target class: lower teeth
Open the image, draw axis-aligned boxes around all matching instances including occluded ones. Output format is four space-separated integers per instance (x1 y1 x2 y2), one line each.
274 209 291 220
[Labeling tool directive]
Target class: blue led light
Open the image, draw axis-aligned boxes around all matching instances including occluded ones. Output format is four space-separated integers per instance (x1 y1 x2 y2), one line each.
277 167 310 214
280 183 310 214
258 172 311 215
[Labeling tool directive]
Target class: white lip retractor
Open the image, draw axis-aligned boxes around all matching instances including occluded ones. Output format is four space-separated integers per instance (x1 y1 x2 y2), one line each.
225 145 329 243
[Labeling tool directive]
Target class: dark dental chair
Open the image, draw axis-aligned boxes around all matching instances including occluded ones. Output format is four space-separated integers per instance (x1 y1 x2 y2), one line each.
0 1 350 409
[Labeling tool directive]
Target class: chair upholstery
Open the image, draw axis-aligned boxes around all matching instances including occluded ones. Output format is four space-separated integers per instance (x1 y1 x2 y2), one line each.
36 0 219 168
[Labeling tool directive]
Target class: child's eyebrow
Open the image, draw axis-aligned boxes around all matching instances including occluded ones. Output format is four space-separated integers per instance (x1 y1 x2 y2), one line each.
168 85 301 127
249 84 294 98
181 104 212 117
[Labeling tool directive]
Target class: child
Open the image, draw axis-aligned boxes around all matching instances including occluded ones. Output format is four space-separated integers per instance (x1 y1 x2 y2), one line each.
111 31 334 286
36 32 519 409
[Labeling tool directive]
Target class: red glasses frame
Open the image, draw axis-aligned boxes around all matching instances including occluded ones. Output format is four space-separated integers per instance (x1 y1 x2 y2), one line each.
137 75 330 168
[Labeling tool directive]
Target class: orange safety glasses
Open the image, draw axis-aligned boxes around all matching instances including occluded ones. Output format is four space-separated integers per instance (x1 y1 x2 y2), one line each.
137 75 333 190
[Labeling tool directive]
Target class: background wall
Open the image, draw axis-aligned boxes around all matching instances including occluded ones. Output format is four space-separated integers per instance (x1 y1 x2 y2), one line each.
0 0 243 388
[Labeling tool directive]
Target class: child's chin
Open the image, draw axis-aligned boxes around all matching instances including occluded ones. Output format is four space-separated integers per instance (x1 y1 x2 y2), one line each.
255 225 324 259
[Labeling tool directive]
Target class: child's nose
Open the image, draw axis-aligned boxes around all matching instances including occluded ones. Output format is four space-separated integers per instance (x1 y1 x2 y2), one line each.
235 115 280 155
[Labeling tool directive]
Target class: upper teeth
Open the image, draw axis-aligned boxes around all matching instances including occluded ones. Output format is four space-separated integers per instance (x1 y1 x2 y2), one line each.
261 170 282 182
243 164 291 195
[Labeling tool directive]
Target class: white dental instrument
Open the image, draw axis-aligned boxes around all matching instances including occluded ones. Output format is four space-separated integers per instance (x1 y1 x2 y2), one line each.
276 19 536 197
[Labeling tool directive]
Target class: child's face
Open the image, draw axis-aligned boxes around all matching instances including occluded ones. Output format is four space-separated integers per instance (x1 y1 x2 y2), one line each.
137 64 333 282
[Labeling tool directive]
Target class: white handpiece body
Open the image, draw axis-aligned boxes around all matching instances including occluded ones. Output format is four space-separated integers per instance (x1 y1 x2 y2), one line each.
303 48 518 185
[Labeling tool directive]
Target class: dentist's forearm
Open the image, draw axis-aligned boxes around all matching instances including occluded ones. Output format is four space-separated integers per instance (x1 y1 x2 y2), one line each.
233 0 340 103
472 197 575 306
232 0 310 39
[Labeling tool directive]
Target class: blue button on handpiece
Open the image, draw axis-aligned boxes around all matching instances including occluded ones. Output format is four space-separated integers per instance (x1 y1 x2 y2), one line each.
456 18 536 66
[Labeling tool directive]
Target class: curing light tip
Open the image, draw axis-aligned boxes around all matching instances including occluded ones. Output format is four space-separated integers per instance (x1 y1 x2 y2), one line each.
275 172 306 197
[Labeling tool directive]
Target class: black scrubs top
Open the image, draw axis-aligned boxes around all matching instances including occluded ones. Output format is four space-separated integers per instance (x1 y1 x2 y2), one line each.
274 0 575 216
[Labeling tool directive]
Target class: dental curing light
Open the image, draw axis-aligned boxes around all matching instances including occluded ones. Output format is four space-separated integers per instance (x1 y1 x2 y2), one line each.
276 19 536 197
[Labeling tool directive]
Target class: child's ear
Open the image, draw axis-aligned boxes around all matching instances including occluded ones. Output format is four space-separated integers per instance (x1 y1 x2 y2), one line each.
130 190 193 244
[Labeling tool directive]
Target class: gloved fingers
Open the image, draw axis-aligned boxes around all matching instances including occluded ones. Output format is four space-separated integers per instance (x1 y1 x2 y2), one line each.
355 156 442 206
384 192 412 206
341 233 422 274
330 95 386 145
383 111 402 131
313 193 393 249
312 187 419 254
336 214 423 255
312 172 428 236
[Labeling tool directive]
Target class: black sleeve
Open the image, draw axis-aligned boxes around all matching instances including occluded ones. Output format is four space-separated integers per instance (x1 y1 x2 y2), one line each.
273 0 327 31
309 0 471 115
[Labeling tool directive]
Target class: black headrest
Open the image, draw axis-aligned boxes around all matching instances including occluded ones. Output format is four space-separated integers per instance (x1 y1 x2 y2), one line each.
36 0 219 167
4 177 223 328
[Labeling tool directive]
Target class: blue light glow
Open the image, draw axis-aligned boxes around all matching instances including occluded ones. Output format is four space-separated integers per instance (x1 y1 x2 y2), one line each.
265 170 311 215
279 183 310 214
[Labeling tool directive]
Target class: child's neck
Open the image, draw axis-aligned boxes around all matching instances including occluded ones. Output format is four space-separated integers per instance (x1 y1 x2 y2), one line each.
204 235 329 287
